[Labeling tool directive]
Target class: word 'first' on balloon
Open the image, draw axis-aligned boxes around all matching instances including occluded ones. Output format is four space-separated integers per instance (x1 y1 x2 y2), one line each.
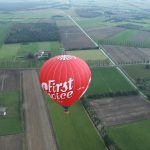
41 78 74 99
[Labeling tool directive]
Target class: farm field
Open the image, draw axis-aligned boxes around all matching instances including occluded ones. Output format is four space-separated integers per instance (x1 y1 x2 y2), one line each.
1 1 150 150
0 70 23 150
18 41 60 56
109 30 136 43
0 134 23 150
0 23 12 45
102 45 150 64
56 17 75 27
108 119 150 150
123 64 150 97
58 26 97 50
0 91 22 135
0 41 60 68
0 44 20 60
0 42 60 59
123 64 150 80
0 70 22 136
66 49 110 67
66 49 107 60
76 17 111 29
130 30 150 42
46 98 106 150
0 8 65 22
86 67 135 95
86 27 125 43
90 96 150 126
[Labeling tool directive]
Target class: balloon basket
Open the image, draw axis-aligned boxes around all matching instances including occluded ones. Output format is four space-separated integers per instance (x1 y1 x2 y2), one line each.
63 106 69 114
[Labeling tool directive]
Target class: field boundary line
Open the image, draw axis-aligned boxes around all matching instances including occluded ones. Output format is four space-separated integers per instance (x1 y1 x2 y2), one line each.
67 15 98 47
67 15 147 99
81 103 107 149
1 70 5 91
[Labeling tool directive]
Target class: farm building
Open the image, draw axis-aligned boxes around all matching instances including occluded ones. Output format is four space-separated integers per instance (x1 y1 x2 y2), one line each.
34 50 51 60
0 107 7 116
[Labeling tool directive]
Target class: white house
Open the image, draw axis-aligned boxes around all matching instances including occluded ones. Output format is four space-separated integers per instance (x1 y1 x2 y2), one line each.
0 107 7 116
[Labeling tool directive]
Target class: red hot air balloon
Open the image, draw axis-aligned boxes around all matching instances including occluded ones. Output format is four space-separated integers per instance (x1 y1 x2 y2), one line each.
39 55 91 112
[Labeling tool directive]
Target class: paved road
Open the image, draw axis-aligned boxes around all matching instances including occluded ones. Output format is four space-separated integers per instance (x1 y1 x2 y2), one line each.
23 70 57 150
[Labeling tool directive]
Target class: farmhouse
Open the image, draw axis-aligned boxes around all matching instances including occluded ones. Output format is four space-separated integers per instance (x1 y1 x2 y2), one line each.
34 50 51 59
0 107 7 116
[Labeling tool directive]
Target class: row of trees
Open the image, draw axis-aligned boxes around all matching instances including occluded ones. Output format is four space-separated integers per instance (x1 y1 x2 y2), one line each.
5 23 60 43
117 60 150 65
81 98 121 150
98 39 150 48
86 59 110 67
87 90 138 99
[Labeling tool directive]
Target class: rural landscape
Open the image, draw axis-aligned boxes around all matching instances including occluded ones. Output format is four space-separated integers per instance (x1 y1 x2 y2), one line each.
0 0 150 150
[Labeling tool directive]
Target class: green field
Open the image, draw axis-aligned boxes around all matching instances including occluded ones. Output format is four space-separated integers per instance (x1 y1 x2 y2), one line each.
0 91 22 136
17 41 61 58
123 64 150 80
87 67 134 95
0 41 61 68
0 8 65 22
0 44 20 60
109 29 136 43
123 64 150 96
46 97 106 150
76 17 109 29
0 41 60 59
108 120 150 150
66 49 107 60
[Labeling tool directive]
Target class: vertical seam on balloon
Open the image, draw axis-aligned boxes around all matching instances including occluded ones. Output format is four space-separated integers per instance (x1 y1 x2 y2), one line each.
40 58 57 82
58 60 63 85
68 59 76 101
71 59 82 98
74 59 91 95
44 59 59 82
51 60 63 80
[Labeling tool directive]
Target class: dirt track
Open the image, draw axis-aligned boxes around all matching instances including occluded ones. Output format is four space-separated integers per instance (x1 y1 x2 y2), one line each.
23 70 57 150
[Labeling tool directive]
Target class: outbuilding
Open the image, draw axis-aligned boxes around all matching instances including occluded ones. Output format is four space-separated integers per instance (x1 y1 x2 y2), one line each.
0 107 7 116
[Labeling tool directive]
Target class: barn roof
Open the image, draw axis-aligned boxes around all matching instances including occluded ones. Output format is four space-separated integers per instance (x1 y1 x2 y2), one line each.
0 107 6 112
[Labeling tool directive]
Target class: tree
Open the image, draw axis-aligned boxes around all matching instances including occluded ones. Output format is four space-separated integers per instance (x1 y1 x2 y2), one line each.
145 64 150 69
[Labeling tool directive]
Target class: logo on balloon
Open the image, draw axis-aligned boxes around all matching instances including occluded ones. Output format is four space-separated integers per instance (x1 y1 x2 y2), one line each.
41 78 74 100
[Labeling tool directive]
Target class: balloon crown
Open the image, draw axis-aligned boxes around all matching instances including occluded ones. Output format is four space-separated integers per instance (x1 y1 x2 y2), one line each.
57 55 76 61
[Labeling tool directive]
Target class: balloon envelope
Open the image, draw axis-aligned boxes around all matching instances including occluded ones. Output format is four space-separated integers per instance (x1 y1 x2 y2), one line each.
39 55 91 107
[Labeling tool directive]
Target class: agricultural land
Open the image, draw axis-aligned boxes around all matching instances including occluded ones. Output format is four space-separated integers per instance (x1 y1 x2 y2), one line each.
0 0 150 150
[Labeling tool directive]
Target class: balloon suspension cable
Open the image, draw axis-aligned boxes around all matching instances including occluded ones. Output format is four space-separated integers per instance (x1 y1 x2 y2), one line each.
63 106 69 114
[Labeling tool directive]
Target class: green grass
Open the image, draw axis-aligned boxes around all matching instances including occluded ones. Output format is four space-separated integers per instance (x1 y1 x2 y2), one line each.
18 41 60 56
108 120 150 150
0 8 65 22
145 36 150 45
109 29 136 44
0 44 20 60
18 43 39 56
87 67 134 95
0 41 61 68
66 49 107 60
46 98 106 150
0 91 22 136
123 64 150 79
77 17 108 29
